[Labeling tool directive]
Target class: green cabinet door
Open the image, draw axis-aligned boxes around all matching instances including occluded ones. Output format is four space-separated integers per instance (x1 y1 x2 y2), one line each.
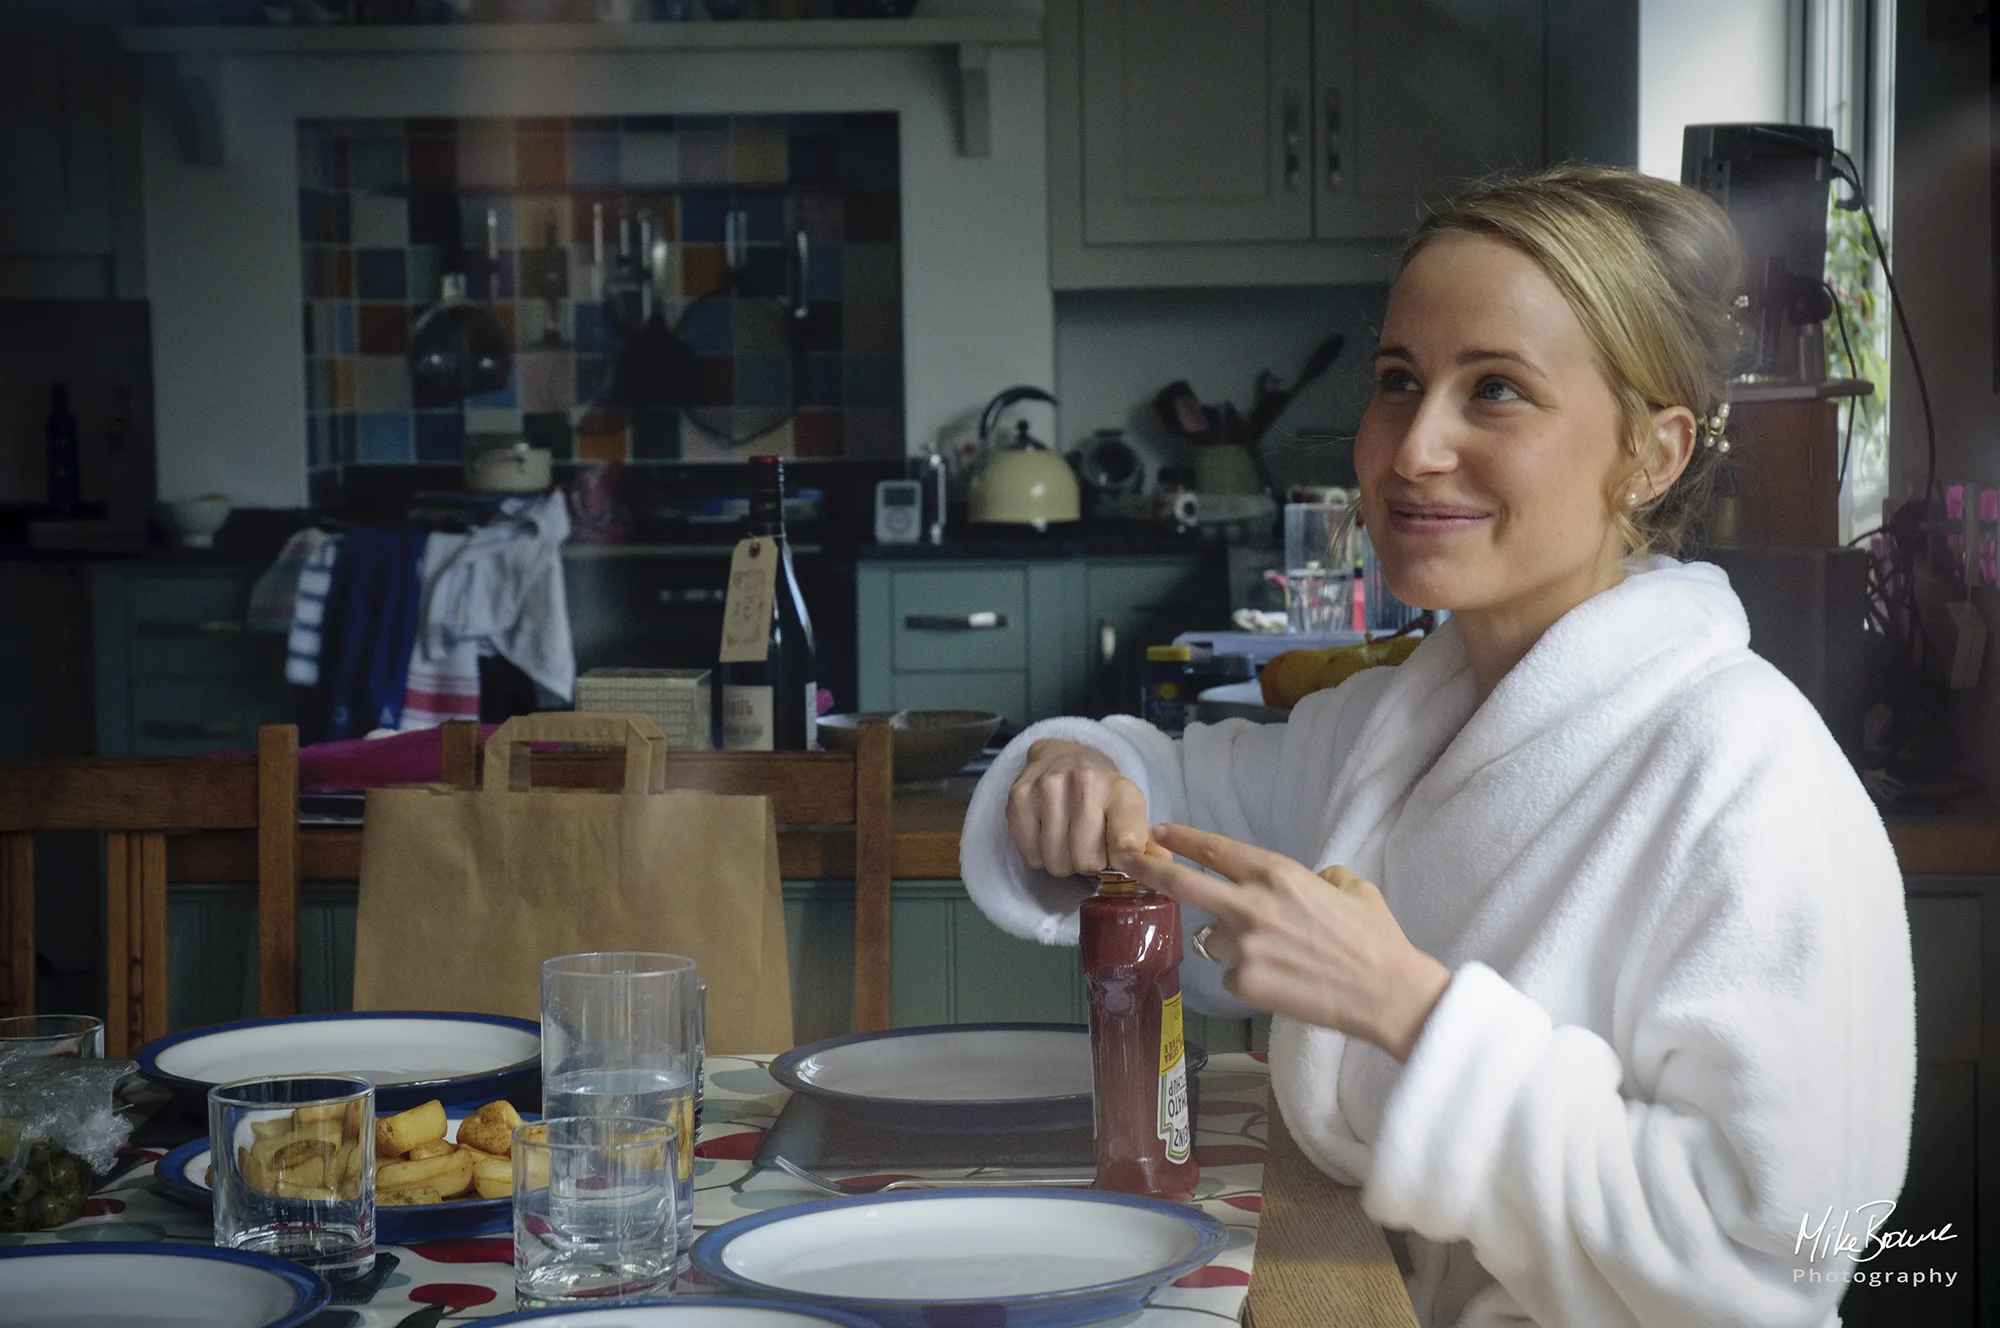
1082 559 1229 717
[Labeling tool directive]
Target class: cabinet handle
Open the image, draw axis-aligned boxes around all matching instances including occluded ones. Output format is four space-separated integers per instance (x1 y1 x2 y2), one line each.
141 720 247 741
904 612 1008 631
1324 88 1344 191
1099 618 1118 668
136 619 246 638
1282 89 1303 193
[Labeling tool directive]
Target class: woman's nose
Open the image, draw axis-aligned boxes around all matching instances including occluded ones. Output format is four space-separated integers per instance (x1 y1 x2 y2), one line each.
1392 397 1459 478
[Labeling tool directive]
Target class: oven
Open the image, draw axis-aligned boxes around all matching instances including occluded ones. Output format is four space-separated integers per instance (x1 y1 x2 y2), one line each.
559 460 898 742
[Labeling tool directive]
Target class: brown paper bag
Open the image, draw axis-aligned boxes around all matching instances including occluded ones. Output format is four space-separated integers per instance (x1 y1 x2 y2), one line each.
351 712 794 1055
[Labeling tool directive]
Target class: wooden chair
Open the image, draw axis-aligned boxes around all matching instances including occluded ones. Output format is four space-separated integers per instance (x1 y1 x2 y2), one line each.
433 720 898 1032
0 726 301 1056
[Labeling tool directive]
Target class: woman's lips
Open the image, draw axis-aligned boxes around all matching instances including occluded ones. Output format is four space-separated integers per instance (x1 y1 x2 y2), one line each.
1384 502 1490 534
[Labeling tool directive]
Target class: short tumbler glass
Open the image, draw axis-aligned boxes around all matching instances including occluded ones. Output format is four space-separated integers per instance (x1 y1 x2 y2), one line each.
208 1074 375 1285
1283 502 1356 635
0 1015 103 1059
513 1115 679 1308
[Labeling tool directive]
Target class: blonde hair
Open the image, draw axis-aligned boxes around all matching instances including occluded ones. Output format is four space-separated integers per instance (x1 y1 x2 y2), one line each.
1402 164 1745 556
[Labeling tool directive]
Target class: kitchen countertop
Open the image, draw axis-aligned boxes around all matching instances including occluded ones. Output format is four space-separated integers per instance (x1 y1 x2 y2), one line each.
862 522 1224 561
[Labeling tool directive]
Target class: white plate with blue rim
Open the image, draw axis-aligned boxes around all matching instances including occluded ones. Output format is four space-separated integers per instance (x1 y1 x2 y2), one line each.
478 1297 882 1328
136 1011 540 1112
0 1242 328 1328
692 1189 1226 1328
769 1023 1206 1134
156 1110 539 1243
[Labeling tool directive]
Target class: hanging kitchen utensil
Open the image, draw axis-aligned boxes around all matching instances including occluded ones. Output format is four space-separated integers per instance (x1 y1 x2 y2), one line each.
679 210 808 449
613 206 702 418
407 200 513 402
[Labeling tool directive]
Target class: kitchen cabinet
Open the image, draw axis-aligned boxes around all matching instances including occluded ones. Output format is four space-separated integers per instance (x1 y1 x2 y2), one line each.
1052 0 1547 288
0 565 92 759
1837 880 1992 1327
856 554 1228 726
0 1 143 299
88 566 293 755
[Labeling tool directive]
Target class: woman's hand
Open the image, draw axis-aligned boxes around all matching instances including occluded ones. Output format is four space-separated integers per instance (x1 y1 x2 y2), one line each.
1005 739 1151 878
1118 823 1452 1062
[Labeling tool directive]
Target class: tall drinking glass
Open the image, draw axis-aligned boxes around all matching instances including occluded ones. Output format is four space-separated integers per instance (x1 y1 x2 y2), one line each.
1283 502 1356 635
513 1115 678 1307
208 1074 374 1285
541 952 698 1268
0 1015 103 1059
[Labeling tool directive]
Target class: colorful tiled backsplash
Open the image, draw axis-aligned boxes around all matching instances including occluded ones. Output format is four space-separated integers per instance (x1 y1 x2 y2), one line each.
298 113 903 492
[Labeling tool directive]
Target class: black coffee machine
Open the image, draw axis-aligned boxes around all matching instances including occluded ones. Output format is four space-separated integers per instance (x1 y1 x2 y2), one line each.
1681 123 1838 384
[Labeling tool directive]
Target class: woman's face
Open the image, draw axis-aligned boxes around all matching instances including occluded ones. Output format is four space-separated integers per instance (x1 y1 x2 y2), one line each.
1355 231 1633 622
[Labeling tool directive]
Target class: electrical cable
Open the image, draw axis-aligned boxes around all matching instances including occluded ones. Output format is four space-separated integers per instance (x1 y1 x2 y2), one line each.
1824 279 1861 490
1831 146 1939 513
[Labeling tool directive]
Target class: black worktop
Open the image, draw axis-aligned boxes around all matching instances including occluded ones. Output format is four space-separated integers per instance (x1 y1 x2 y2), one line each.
861 521 1221 561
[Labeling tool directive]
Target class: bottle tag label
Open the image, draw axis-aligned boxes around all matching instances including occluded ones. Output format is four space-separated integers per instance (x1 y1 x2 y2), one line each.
719 538 779 664
1157 991 1191 1164
721 685 774 750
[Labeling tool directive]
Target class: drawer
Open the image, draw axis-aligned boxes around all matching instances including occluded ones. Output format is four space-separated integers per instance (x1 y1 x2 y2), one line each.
891 569 1028 672
125 575 275 677
891 671 1027 725
129 675 294 755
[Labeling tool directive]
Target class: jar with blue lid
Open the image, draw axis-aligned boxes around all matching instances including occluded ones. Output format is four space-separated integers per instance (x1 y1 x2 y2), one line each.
1142 645 1194 735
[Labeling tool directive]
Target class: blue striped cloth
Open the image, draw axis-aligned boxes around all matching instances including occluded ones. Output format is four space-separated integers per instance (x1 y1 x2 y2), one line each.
285 534 339 688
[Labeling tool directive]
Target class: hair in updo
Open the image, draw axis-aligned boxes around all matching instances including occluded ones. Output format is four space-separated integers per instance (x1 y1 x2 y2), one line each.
1401 164 1746 556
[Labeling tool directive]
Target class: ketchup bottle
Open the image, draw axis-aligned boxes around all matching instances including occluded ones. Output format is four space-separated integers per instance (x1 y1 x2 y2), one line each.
1081 870 1198 1203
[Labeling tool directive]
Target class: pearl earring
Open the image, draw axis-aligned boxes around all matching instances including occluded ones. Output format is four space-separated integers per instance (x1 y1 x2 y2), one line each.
1626 492 1640 506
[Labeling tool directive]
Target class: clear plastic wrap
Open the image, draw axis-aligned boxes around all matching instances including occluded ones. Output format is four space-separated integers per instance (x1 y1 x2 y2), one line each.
0 1048 138 1212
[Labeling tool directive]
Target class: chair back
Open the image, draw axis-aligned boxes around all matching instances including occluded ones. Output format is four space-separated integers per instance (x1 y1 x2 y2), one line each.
0 726 300 1055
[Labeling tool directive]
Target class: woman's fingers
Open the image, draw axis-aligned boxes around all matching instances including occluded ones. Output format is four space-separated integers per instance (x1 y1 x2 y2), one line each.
1121 848 1254 924
1005 779 1044 870
1106 779 1152 860
1067 776 1111 875
1150 822 1288 886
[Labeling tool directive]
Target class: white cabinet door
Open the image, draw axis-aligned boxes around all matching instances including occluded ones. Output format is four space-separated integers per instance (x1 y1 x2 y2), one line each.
1312 0 1546 241
1080 0 1315 245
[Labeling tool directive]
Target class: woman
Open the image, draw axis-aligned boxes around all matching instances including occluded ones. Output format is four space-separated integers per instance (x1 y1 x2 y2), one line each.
959 165 1914 1327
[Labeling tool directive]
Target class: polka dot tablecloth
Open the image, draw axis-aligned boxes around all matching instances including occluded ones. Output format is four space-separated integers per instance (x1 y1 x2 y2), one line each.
11 1052 1274 1326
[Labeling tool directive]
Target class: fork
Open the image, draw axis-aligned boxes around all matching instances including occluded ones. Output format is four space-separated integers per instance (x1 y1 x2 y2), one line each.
766 1152 1094 1196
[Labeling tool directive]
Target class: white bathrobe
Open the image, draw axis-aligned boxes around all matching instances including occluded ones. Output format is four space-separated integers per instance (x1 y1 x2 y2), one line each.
959 557 1915 1328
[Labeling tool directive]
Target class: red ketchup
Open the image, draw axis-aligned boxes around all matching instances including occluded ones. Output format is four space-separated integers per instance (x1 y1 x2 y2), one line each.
1081 870 1198 1203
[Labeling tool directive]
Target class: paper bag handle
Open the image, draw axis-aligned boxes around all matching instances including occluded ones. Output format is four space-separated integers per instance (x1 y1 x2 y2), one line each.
481 712 667 795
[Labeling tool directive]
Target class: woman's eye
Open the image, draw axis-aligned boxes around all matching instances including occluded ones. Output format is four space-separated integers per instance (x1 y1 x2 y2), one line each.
1375 368 1419 394
1474 377 1522 403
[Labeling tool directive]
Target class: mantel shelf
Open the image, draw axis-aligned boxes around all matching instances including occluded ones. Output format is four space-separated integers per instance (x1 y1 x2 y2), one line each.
121 16 1040 161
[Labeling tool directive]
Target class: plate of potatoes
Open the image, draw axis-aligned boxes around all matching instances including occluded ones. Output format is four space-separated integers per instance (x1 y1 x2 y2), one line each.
157 1098 541 1243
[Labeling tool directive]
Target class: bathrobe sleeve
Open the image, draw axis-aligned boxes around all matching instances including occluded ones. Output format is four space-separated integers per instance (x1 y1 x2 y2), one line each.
958 669 1398 1018
1361 679 1916 1327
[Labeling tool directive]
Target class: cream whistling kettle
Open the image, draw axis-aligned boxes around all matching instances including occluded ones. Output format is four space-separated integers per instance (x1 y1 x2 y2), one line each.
968 385 1080 530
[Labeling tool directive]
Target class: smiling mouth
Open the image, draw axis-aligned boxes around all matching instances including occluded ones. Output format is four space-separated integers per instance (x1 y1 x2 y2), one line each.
1386 502 1489 524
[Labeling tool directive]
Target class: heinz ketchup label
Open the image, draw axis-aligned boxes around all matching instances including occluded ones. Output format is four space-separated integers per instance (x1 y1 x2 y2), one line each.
1158 992 1192 1164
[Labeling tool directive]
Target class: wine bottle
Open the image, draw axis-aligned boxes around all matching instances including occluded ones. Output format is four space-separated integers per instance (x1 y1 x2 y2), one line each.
719 456 818 751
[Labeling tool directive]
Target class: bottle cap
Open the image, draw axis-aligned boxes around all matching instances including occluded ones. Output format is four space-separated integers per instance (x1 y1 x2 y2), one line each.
1096 870 1140 895
1145 645 1193 663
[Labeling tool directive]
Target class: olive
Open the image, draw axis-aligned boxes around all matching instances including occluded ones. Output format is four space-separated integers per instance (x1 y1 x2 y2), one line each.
30 1192 71 1229
5 1168 39 1204
26 1139 50 1168
0 1200 23 1233
48 1155 84 1198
